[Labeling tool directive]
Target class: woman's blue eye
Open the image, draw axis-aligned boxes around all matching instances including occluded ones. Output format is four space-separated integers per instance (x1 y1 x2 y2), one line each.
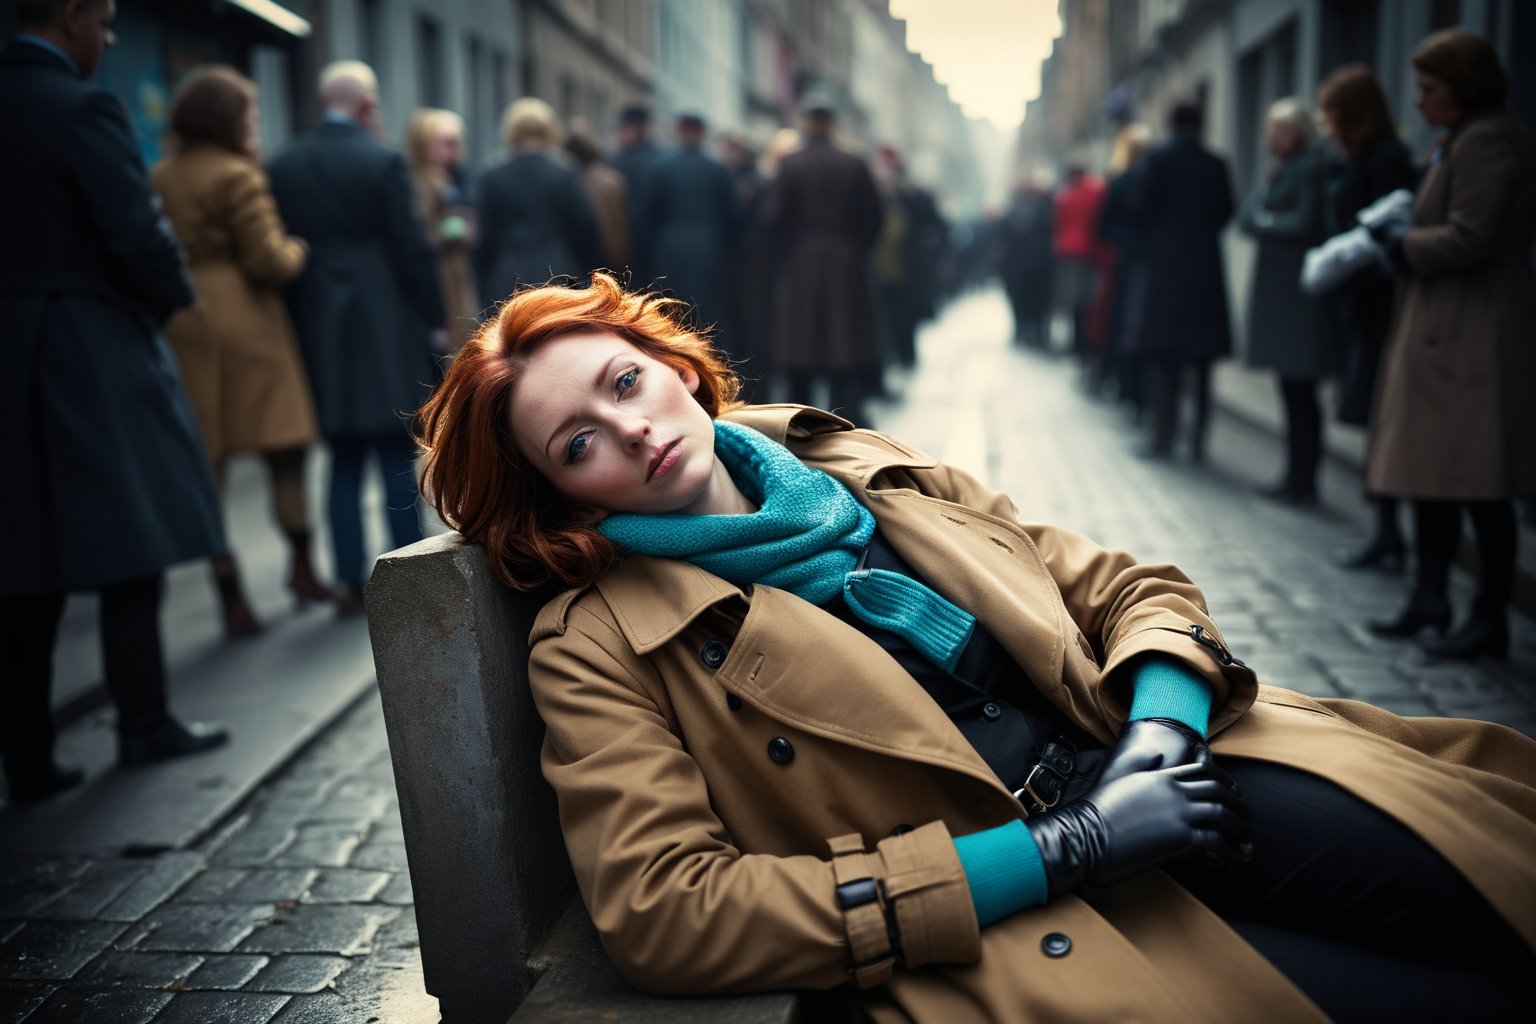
565 432 591 464
617 368 639 394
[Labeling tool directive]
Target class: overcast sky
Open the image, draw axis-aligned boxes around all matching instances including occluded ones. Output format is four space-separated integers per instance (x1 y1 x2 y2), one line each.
888 0 1063 133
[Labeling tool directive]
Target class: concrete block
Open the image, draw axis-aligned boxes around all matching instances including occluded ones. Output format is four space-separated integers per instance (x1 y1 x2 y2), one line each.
25 987 171 1023
237 905 398 956
184 953 270 991
153 990 290 1023
244 955 350 995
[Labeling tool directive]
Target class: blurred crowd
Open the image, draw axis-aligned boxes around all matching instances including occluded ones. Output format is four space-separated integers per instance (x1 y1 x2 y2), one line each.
990 26 1534 667
3 0 1532 803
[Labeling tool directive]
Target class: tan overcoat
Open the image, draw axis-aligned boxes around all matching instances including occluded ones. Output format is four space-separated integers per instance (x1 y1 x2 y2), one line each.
152 144 317 461
530 405 1536 1023
1366 110 1536 499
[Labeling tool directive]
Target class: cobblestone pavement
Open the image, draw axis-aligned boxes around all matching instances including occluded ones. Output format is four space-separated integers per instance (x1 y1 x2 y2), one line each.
1 694 432 1023
4 287 1533 1024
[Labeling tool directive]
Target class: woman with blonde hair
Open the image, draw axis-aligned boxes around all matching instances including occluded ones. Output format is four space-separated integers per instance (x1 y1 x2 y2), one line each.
411 272 1536 1021
406 107 479 352
473 97 599 309
1096 122 1153 409
1238 97 1332 506
152 65 332 635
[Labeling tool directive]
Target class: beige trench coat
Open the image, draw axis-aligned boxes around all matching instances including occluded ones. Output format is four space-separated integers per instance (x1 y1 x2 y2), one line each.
153 145 317 461
1366 110 1536 499
529 405 1536 1023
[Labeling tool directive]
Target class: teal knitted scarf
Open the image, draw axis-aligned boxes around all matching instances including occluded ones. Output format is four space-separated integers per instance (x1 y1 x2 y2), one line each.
597 420 975 671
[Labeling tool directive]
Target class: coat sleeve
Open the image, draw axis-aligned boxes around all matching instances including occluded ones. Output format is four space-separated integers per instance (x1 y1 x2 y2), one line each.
69 89 193 322
896 452 1258 735
529 601 981 996
223 163 307 287
1401 126 1522 277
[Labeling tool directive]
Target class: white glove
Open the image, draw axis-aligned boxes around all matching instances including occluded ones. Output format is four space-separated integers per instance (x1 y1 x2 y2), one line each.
1300 225 1390 296
1356 188 1414 243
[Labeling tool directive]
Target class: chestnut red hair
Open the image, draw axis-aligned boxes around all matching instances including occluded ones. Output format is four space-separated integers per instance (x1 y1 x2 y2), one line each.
415 272 741 591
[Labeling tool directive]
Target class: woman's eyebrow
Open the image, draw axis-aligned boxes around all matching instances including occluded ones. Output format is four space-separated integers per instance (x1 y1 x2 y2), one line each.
543 353 626 457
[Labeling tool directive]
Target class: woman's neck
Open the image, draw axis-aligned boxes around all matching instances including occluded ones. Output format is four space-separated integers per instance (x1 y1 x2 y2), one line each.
699 456 758 516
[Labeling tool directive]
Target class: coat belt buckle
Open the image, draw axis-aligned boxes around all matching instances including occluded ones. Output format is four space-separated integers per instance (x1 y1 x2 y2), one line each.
1013 761 1065 814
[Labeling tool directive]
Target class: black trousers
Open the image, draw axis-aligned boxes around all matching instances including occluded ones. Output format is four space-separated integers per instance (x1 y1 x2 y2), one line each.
1170 759 1534 1022
1 575 169 778
1411 500 1517 618
1149 358 1212 457
1277 377 1321 495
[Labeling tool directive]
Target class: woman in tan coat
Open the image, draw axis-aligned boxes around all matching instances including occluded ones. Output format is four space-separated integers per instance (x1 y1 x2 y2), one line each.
416 274 1536 1022
406 108 480 352
152 66 330 634
1365 30 1536 659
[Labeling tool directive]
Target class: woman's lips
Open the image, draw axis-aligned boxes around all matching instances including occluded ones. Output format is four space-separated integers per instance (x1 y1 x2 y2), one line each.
648 439 681 482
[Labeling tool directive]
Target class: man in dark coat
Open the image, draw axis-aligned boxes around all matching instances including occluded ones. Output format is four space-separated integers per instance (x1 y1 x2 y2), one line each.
268 60 445 609
640 113 746 353
1129 100 1236 460
0 0 229 802
611 104 664 286
761 102 884 424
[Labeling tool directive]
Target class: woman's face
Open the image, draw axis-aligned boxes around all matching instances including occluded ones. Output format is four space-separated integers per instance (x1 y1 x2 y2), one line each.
429 125 462 170
1266 122 1304 160
1414 72 1461 127
509 331 720 522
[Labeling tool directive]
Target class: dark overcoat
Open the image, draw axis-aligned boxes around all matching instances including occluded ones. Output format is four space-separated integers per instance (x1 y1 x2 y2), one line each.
1328 138 1417 425
612 141 664 283
473 150 599 307
0 41 224 597
762 139 883 373
1366 111 1536 500
1127 136 1235 360
1238 146 1332 379
530 404 1536 1022
641 144 745 345
267 120 444 438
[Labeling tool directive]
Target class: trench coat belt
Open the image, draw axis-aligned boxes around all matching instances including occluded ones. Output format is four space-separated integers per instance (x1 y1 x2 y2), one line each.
828 833 898 988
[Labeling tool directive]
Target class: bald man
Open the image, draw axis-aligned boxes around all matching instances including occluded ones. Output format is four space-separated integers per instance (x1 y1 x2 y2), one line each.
268 61 446 609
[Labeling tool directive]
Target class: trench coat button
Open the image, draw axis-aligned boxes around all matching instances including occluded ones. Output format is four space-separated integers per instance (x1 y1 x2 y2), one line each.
981 702 1003 722
699 639 729 669
767 737 795 764
889 824 914 836
726 693 744 712
1042 932 1072 958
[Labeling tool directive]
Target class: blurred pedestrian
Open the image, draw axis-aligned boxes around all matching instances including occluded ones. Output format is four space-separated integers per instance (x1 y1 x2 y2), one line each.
611 103 663 285
1129 100 1236 461
719 132 771 394
998 172 1055 349
2 0 229 800
872 147 947 373
406 108 480 352
1318 65 1417 572
1095 126 1151 410
1365 30 1536 659
268 60 445 613
152 65 331 637
473 97 598 306
640 112 745 351
1053 162 1106 364
1238 98 1332 506
760 100 883 424
566 123 632 273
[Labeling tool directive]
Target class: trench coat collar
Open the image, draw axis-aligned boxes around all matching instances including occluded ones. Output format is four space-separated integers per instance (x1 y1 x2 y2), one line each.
583 406 940 653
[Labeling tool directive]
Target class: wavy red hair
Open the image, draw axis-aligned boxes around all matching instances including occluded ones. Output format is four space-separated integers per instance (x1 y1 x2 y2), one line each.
415 273 741 591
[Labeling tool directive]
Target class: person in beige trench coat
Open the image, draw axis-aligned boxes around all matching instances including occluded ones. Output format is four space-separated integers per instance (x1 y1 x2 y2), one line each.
416 276 1536 1023
152 66 331 635
1364 30 1536 661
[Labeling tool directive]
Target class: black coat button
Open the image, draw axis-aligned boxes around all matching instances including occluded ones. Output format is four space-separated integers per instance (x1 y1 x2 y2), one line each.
889 824 914 836
981 702 1003 721
699 639 729 669
767 737 795 764
1041 932 1072 958
726 692 743 712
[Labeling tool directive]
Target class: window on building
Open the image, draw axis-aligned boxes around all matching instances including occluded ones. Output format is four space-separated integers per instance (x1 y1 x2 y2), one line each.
359 0 385 70
467 35 486 166
417 15 444 107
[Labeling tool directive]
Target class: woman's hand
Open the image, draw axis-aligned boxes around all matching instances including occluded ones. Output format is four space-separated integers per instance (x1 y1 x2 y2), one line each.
1094 718 1209 789
1026 762 1251 897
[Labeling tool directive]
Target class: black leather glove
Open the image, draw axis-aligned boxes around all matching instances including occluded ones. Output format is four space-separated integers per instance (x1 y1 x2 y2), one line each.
1025 762 1251 897
1094 717 1210 789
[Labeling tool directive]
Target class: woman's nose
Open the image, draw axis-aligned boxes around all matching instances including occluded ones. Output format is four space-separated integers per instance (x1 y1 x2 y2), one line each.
616 415 651 446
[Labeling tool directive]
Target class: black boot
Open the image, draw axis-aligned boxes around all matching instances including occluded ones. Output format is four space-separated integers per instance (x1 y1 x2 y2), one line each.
1335 535 1406 572
119 717 229 767
1368 591 1452 638
5 760 85 803
1419 615 1509 660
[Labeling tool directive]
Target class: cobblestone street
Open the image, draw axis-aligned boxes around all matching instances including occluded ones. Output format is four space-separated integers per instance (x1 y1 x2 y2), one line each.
3 287 1533 1024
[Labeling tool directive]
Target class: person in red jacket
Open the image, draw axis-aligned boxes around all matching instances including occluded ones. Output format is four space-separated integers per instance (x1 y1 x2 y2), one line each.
1053 163 1107 369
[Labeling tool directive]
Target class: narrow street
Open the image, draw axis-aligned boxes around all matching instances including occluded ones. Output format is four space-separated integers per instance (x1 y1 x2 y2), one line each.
3 287 1533 1023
